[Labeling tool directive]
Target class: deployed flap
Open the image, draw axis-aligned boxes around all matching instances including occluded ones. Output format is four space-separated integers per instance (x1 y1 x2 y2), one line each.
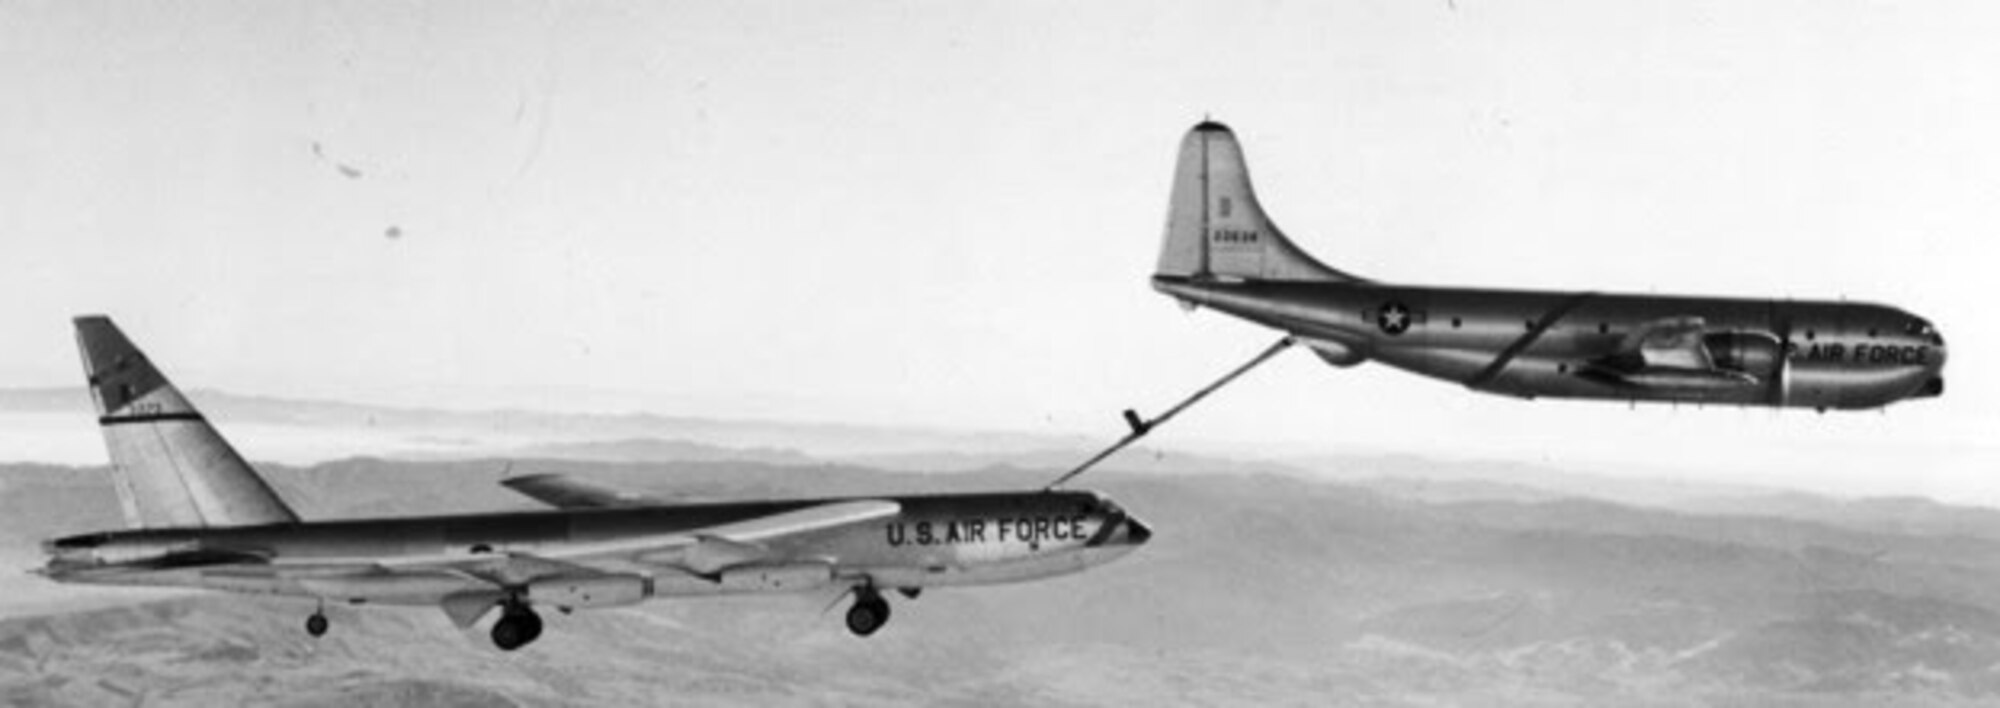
450 552 605 587
440 590 507 629
368 550 608 589
681 536 770 576
295 568 484 601
502 473 666 509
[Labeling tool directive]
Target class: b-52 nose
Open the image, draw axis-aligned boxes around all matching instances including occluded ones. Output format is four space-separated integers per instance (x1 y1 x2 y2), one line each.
1125 517 1153 545
1115 516 1153 546
1085 512 1154 549
1920 329 1947 399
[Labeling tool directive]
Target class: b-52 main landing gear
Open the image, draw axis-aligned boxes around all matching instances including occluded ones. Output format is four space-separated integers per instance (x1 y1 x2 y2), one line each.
489 599 544 651
303 597 332 638
844 586 891 637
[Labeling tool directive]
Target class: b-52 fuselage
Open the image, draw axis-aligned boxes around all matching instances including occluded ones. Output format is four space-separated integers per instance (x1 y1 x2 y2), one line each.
41 317 1150 652
1153 122 1946 411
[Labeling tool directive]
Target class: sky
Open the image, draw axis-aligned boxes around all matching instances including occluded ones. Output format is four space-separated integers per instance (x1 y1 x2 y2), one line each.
3 1 1999 502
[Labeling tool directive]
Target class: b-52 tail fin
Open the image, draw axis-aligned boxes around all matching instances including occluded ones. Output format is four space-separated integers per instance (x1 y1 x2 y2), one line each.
1154 121 1362 283
75 316 298 529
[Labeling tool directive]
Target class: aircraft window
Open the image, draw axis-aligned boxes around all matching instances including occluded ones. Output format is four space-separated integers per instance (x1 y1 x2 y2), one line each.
1906 320 1943 345
1868 329 1878 338
1451 317 1461 328
1805 331 1816 341
1524 320 1534 331
1597 323 1608 334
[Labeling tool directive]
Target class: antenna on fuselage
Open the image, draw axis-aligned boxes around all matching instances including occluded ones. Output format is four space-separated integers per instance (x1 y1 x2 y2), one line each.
1043 336 1295 490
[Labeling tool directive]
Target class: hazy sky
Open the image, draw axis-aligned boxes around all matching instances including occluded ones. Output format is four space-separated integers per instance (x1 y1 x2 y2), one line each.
4 2 1999 501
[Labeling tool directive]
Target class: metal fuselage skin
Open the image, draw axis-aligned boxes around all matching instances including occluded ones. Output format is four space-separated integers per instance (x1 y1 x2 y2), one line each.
44 490 1151 606
1156 276 1946 410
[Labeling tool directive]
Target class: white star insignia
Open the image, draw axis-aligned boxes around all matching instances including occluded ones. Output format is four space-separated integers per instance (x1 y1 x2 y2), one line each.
1380 303 1412 333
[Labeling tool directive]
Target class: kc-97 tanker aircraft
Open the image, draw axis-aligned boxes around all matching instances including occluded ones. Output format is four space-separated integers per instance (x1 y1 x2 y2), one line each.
1152 121 1946 411
40 317 1151 651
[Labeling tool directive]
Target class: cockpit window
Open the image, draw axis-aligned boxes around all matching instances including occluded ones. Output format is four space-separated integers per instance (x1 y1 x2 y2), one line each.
1903 319 1944 346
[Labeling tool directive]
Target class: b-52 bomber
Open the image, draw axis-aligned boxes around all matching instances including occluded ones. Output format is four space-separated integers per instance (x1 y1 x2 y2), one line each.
40 317 1151 651
1152 121 1947 411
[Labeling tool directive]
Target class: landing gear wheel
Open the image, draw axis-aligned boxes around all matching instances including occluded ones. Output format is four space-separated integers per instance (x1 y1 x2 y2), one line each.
844 588 891 637
305 612 329 638
490 603 545 651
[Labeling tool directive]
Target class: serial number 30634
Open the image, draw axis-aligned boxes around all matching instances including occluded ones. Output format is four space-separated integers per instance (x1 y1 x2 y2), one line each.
885 516 1089 547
